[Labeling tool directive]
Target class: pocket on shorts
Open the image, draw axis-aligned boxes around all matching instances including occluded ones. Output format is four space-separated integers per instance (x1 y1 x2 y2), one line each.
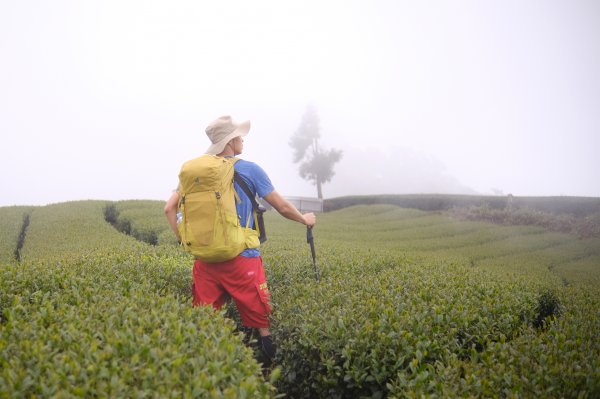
255 282 272 314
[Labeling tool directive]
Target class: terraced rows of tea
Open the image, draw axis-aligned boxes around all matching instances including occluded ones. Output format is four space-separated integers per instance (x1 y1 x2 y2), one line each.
1 200 599 398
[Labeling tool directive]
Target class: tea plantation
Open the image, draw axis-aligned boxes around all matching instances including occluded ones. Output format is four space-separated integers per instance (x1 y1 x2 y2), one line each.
1 199 599 398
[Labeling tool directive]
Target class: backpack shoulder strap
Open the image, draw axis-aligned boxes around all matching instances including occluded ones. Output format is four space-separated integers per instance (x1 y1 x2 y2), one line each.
233 171 260 211
233 170 267 243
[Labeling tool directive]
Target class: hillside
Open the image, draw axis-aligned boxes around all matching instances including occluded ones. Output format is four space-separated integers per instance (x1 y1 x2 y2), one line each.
1 200 599 397
325 194 600 238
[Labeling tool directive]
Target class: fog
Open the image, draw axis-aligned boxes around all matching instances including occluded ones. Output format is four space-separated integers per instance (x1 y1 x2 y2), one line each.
1 0 599 207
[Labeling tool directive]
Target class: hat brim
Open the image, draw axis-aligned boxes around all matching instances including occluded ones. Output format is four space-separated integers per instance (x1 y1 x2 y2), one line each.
205 120 250 155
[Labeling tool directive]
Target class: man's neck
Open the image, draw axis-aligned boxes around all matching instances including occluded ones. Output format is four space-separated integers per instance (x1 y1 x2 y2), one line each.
217 149 235 157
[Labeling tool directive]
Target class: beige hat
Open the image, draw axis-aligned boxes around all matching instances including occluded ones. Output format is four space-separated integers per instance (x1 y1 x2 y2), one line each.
205 115 251 155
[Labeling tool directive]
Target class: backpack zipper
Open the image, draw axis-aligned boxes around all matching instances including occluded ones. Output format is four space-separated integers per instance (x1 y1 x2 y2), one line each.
215 190 228 244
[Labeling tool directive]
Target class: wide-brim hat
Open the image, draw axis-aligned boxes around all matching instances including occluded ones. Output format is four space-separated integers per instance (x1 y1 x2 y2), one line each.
205 115 251 155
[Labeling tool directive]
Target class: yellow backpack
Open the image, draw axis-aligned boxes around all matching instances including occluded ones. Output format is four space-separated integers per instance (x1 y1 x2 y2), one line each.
177 155 260 263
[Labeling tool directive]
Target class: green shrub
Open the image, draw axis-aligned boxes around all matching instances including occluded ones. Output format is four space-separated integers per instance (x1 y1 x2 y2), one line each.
428 287 600 398
324 194 600 218
2 201 599 398
18 201 137 263
269 250 541 398
324 194 508 213
533 289 562 329
0 249 275 398
449 205 600 238
0 206 33 264
261 206 599 397
105 200 171 246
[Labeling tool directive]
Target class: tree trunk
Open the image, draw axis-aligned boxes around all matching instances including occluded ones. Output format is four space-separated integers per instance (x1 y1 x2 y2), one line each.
316 179 323 200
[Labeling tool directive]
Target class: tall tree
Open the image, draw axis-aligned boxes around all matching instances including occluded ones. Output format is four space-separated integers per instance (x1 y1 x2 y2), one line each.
289 105 342 199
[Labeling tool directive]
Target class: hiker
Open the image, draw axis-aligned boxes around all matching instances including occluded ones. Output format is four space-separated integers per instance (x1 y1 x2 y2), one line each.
164 115 316 361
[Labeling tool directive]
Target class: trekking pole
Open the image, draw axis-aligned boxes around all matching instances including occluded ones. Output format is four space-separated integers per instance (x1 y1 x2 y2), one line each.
306 226 320 281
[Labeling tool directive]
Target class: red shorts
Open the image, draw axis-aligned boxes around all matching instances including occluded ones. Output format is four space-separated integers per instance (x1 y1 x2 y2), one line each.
192 255 272 329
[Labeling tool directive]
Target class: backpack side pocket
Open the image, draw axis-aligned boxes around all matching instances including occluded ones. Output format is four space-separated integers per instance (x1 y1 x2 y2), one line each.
182 191 217 246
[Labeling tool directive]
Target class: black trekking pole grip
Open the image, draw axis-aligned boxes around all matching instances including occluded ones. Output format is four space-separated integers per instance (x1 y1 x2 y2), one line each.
306 225 313 243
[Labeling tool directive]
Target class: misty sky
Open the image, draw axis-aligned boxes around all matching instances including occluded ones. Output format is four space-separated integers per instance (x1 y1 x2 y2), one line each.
1 0 599 207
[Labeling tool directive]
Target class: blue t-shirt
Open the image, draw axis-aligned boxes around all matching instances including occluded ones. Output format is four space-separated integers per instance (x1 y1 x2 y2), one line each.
231 158 274 257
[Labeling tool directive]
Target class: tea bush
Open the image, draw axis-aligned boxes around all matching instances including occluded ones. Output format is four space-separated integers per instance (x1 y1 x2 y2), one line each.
1 201 599 398
426 286 600 398
323 194 509 212
1 199 274 397
449 204 600 238
268 247 548 398
18 201 136 263
317 205 600 287
324 194 600 217
104 200 174 246
0 249 274 398
261 205 599 397
0 206 32 264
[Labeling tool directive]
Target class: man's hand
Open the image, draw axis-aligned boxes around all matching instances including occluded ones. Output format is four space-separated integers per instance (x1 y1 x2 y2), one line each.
164 191 181 240
303 212 316 227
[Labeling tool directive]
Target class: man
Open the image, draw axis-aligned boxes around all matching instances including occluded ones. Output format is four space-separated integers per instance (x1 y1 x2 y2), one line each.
164 115 316 361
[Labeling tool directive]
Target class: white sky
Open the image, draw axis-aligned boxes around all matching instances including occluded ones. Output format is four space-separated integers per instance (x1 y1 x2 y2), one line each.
1 0 599 206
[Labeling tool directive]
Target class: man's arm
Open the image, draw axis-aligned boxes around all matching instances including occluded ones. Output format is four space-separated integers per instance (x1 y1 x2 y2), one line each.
263 190 316 227
164 191 180 240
